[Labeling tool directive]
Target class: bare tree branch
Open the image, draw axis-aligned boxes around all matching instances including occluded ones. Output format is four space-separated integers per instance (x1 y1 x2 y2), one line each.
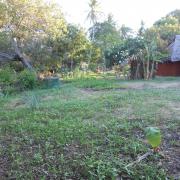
0 52 15 61
12 38 33 70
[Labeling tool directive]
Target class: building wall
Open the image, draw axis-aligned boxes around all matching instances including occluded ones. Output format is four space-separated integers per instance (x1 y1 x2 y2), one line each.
156 61 180 76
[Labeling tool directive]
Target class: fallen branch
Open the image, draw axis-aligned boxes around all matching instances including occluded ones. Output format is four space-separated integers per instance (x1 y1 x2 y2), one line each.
0 38 34 71
12 38 33 70
0 52 15 61
125 150 153 168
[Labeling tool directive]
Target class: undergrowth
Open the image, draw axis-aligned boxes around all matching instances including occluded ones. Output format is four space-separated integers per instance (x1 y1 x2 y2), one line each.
0 77 179 179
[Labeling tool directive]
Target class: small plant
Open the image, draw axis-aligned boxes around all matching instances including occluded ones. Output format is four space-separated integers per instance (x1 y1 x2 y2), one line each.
145 127 162 152
0 66 16 84
18 70 37 90
2 85 16 95
0 67 17 95
23 92 40 110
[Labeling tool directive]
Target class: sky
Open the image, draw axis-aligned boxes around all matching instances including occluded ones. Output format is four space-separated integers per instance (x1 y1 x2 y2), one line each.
57 0 180 31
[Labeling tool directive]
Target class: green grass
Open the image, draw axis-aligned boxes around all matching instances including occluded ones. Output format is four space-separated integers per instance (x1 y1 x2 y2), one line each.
71 78 127 90
0 77 179 179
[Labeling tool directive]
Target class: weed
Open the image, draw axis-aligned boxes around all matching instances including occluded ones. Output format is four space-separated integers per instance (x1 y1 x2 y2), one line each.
0 77 179 179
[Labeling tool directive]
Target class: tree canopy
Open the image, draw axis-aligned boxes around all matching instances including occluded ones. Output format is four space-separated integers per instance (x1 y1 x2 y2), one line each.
0 0 180 78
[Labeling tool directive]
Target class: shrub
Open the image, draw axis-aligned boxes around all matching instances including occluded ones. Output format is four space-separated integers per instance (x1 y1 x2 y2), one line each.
0 66 16 84
18 70 37 90
0 66 17 95
2 85 16 95
88 63 97 72
23 92 40 110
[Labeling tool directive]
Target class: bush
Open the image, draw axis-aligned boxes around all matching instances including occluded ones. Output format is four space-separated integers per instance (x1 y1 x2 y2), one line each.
23 92 40 110
0 66 16 84
18 70 37 90
0 66 17 95
2 85 16 95
88 63 97 72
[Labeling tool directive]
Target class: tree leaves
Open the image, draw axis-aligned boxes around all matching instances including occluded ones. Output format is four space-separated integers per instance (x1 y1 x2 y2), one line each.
145 127 162 148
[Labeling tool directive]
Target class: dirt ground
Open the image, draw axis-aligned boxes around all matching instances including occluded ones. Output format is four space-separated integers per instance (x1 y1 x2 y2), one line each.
120 81 180 90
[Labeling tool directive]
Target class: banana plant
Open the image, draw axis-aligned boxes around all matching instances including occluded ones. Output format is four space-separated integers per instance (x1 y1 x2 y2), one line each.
145 127 162 152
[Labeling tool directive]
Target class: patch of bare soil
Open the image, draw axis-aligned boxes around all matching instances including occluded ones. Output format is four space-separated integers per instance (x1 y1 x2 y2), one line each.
79 81 180 94
41 95 55 101
63 142 87 159
78 89 107 98
112 106 135 120
157 101 180 122
121 81 180 90
5 98 26 109
148 82 180 89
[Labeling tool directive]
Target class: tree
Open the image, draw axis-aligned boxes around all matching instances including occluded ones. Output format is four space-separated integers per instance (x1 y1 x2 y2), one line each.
0 0 67 40
120 24 133 40
0 0 67 69
51 24 100 71
138 21 146 36
89 15 122 67
152 10 180 45
87 0 101 40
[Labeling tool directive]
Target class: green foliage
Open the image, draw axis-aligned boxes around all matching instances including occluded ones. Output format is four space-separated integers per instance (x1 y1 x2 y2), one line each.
2 85 16 95
23 93 40 110
89 15 122 67
18 70 37 90
55 24 94 70
120 24 133 40
0 66 17 95
0 66 15 84
0 77 179 179
113 64 130 79
71 77 126 90
147 9 180 54
88 63 98 72
0 0 67 40
145 127 162 148
0 0 67 69
87 0 101 26
0 32 11 52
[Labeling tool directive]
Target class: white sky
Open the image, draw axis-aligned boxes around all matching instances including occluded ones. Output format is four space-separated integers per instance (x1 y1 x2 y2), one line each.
57 0 180 31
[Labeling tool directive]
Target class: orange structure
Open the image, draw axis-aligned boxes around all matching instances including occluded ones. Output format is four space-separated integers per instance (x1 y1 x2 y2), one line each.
156 35 180 76
156 61 180 76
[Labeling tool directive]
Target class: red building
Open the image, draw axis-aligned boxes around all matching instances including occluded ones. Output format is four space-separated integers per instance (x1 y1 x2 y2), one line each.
156 35 180 76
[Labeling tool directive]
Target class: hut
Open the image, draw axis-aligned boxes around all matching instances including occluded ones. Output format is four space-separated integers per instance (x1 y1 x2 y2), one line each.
156 35 180 76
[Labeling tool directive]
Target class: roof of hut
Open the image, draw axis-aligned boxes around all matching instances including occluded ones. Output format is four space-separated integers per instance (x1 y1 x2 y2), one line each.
168 35 180 62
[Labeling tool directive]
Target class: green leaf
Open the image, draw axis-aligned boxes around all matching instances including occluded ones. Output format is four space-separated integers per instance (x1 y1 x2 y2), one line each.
145 127 161 148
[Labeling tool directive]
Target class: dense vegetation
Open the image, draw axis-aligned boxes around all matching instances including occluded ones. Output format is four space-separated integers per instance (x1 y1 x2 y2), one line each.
0 76 180 179
0 0 180 77
0 0 180 179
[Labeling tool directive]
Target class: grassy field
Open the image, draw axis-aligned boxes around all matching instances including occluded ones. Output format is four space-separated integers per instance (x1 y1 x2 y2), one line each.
0 76 180 179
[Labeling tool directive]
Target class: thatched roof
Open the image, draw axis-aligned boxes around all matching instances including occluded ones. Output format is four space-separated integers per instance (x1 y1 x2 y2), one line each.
168 35 180 62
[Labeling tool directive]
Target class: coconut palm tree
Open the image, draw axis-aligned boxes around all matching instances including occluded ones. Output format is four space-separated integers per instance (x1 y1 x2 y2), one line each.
87 0 101 40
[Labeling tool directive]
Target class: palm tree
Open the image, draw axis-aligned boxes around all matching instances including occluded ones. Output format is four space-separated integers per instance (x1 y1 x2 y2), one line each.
87 0 101 40
120 25 133 40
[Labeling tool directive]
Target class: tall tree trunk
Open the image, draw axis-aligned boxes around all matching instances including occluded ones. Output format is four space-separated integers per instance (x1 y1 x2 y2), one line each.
142 61 146 79
135 62 140 79
150 60 155 79
70 60 73 71
146 58 150 80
